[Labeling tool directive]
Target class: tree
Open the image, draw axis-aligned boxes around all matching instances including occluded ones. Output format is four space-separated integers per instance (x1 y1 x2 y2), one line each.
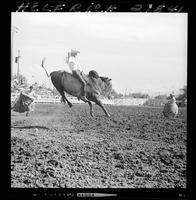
110 89 123 98
130 92 149 98
11 73 28 92
51 87 60 96
12 73 28 86
11 74 18 81
154 94 168 99
177 85 187 100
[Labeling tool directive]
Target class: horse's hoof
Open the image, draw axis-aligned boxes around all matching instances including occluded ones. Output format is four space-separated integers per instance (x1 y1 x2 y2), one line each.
90 112 94 117
68 103 73 108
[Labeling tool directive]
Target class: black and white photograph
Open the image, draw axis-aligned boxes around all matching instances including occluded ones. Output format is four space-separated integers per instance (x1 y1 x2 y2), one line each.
11 12 187 190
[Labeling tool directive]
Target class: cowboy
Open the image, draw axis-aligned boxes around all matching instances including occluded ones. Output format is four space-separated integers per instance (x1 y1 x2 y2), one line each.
23 86 37 116
66 49 88 100
25 86 37 100
163 93 178 118
168 94 176 104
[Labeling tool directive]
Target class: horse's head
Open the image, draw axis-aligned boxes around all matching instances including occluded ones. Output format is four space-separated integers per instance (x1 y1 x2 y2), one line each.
99 76 112 98
87 70 112 98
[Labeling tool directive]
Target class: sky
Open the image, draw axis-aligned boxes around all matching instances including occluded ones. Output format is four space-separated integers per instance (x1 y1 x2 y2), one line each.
11 12 187 96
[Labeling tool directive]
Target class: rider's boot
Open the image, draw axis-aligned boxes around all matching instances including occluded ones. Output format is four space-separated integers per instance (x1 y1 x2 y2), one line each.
78 85 88 101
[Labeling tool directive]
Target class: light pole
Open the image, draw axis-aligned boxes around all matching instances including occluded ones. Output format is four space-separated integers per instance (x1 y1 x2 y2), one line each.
11 26 19 79
17 49 21 83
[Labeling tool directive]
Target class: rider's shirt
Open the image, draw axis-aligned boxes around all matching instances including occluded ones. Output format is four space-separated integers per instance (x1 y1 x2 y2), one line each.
68 56 81 71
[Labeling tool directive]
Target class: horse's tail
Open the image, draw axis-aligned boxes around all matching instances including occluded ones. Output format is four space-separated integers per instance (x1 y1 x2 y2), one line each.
41 58 51 78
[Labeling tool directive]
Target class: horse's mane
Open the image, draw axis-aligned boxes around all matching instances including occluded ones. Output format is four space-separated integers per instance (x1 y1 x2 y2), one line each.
94 76 112 97
87 70 112 97
100 76 112 84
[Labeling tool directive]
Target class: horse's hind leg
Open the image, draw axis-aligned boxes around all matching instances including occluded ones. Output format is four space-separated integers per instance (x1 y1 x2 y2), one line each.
88 101 94 116
59 90 72 108
93 96 110 117
80 97 94 116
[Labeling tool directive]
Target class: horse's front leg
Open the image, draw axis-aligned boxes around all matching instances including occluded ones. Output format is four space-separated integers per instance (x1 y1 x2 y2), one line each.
88 101 94 117
80 97 94 117
65 98 72 108
93 96 110 117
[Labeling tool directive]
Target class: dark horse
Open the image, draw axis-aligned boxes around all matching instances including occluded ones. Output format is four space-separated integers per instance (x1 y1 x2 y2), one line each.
41 58 112 117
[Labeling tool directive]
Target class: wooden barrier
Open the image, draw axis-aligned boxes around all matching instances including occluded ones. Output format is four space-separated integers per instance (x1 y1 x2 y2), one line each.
12 93 149 106
113 98 148 106
11 93 85 104
11 93 114 105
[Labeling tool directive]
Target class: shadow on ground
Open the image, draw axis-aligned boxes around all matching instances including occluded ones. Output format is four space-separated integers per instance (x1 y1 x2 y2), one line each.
11 125 50 130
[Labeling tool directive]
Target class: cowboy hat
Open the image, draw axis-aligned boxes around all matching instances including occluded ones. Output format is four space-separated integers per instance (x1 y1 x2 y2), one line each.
169 94 174 98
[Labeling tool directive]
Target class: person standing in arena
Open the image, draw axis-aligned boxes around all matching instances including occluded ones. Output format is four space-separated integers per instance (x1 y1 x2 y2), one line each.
23 86 37 116
168 94 176 104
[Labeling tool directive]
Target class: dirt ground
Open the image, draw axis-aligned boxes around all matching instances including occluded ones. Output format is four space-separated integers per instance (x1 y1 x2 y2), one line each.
11 103 187 188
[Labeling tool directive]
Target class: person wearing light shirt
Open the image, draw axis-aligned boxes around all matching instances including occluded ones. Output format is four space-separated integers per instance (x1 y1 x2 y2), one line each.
66 49 88 100
168 94 176 104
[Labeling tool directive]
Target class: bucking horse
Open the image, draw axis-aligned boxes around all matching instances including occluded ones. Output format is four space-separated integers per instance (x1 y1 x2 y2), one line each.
41 58 112 117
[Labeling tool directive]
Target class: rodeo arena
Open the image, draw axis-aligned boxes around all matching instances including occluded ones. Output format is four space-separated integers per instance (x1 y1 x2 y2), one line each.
11 50 187 190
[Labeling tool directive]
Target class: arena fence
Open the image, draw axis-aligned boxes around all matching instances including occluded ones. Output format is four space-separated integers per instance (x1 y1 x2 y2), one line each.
112 98 148 106
12 93 169 107
11 93 85 104
11 93 114 105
